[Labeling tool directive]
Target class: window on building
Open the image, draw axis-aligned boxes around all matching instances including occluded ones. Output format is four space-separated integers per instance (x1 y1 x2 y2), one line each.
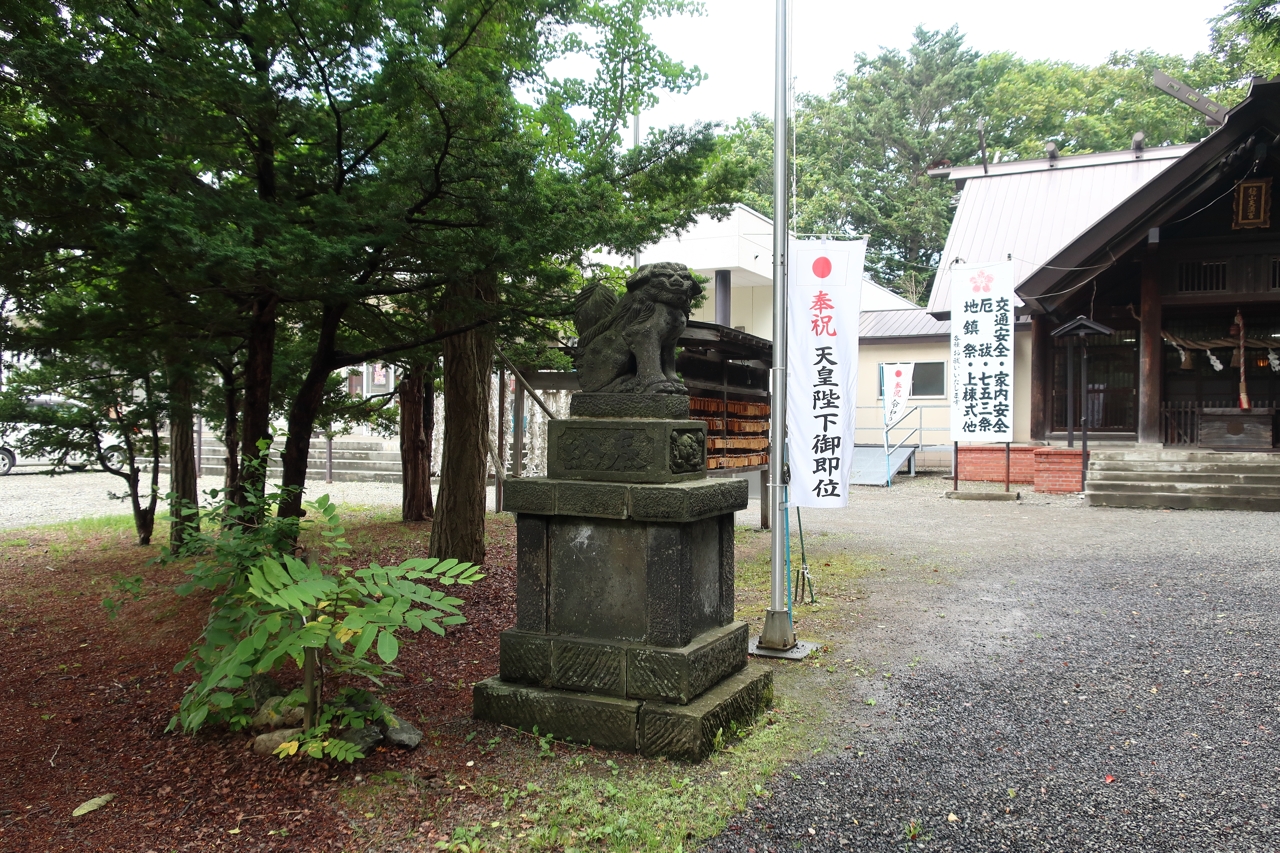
878 362 946 398
1176 260 1228 292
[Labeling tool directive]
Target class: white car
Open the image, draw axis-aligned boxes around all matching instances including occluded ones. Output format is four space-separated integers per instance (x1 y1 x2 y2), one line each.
0 397 126 475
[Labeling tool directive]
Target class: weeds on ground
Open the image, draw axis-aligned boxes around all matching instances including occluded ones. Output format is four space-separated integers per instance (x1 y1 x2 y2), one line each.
482 696 816 852
351 692 826 853
901 818 930 842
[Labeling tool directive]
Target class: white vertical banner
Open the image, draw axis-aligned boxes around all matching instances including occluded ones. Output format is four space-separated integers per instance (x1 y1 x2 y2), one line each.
882 363 915 426
786 239 866 508
949 262 1016 442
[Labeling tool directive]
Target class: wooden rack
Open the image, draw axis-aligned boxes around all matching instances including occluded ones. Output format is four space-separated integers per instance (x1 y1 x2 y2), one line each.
690 395 770 469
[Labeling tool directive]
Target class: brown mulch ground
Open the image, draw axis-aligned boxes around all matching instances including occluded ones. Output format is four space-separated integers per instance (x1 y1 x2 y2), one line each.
0 513 517 852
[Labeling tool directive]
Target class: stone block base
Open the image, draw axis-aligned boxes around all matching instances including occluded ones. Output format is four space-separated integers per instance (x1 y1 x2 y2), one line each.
473 663 772 762
499 622 748 705
472 680 640 751
639 664 774 761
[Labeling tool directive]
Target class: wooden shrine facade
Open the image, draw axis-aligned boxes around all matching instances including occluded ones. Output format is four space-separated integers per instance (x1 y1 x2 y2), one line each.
1020 78 1280 447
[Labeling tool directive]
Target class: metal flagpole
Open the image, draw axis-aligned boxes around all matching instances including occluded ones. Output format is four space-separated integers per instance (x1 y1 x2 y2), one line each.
759 0 796 651
633 112 641 270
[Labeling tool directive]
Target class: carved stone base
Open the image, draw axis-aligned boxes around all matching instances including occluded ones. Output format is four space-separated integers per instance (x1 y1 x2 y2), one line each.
568 393 692 420
504 476 747 522
473 664 773 762
546 418 706 483
499 622 748 705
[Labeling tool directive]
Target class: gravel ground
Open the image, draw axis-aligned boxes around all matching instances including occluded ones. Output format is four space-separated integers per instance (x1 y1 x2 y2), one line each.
8 465 1279 849
706 469 1280 852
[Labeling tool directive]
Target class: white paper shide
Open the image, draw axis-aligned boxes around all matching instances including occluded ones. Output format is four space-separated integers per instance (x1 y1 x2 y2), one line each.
949 262 1016 443
786 239 866 508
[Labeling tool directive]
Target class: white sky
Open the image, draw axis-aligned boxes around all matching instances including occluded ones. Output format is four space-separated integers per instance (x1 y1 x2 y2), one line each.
595 0 1232 135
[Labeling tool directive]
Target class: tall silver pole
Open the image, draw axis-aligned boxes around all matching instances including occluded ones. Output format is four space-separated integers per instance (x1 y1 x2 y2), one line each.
633 113 641 270
760 0 795 650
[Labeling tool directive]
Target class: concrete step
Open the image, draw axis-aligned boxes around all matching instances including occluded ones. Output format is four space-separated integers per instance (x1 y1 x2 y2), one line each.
1085 491 1280 511
1085 479 1280 497
197 437 395 453
1088 462 1280 477
1088 449 1280 464
1086 469 1280 487
194 464 404 484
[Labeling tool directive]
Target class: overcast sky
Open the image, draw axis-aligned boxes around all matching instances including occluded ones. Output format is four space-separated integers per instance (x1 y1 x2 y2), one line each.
573 0 1231 135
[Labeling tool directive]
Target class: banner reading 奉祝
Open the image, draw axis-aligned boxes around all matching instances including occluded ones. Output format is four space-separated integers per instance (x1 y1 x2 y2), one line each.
949 262 1016 443
786 239 866 508
882 363 915 427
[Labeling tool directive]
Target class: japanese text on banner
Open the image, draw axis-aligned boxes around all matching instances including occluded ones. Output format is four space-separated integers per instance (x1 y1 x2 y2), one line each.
949 263 1016 443
882 363 914 427
786 240 866 508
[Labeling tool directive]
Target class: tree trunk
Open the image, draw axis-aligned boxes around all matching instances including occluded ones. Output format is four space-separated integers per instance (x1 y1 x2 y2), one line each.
424 363 435 518
167 370 199 549
235 294 280 509
278 305 345 520
139 407 162 546
399 363 433 522
222 379 241 494
430 276 496 564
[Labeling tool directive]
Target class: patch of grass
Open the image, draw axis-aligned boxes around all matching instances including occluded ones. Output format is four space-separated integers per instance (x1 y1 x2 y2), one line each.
469 694 822 852
733 526 879 602
30 513 139 539
347 676 833 853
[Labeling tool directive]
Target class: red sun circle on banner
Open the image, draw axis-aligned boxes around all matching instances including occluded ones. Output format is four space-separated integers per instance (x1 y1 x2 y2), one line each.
894 370 903 378
812 256 832 278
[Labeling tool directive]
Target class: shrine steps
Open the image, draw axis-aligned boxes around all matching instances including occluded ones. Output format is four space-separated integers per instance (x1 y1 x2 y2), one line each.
173 435 406 483
1084 449 1280 511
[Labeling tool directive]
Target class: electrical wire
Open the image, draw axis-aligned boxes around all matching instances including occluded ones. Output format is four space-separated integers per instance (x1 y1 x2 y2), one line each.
1006 252 1118 272
1162 167 1254 226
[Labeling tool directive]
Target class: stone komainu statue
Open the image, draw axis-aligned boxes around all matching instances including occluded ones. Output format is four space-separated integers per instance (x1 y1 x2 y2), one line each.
572 262 702 394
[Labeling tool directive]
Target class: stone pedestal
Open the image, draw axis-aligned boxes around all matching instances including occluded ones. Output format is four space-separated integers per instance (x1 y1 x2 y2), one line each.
474 393 772 761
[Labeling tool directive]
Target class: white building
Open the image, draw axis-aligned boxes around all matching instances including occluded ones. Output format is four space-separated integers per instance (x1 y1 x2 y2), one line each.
607 205 955 460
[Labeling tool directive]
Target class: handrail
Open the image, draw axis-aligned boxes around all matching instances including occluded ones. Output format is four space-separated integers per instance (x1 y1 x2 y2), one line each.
882 405 928 486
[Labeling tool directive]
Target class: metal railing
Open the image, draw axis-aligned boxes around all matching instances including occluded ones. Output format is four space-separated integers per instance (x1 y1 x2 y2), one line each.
854 403 954 482
1161 400 1276 445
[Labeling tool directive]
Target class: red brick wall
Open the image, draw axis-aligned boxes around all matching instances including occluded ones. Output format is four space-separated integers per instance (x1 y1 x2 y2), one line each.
956 446 1086 492
956 446 1036 484
1033 448 1084 493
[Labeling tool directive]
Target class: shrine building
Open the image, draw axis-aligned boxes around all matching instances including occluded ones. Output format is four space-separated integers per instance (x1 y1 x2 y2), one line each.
928 77 1280 505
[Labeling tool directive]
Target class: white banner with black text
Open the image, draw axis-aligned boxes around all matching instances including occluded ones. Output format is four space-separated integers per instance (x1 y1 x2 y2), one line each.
786 239 866 508
882 363 915 427
949 262 1016 443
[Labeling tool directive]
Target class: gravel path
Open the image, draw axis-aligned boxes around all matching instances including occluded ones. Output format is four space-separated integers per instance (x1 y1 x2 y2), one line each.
707 471 1280 852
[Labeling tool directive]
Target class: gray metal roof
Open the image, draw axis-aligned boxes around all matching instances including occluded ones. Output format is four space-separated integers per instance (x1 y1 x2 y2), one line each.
926 149 1190 319
929 144 1192 182
859 308 950 340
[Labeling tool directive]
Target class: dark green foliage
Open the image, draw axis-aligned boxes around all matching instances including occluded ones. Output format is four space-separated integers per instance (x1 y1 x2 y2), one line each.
1 0 741 548
0 341 167 544
154 456 482 755
720 26 1256 302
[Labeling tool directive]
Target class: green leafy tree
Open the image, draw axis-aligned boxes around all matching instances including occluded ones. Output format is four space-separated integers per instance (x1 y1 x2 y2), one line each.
719 26 1246 302
1212 0 1280 78
2 0 739 565
0 278 175 543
